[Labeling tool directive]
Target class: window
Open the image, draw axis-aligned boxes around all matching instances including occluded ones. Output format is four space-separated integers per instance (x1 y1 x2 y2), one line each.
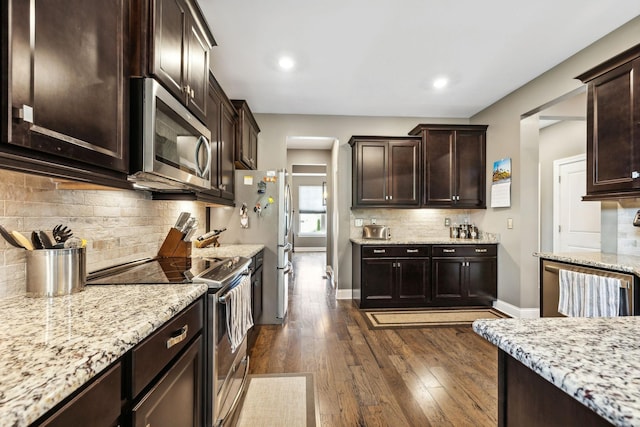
298 185 326 236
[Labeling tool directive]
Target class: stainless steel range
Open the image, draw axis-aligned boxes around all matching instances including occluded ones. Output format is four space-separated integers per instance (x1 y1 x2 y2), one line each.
87 255 252 427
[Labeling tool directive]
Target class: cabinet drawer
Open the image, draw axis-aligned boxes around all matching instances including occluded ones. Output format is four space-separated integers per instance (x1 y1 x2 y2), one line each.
254 250 264 269
130 298 204 398
363 245 430 257
432 245 497 257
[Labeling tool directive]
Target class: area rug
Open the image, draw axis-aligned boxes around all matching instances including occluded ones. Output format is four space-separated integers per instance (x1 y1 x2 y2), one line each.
363 308 508 329
235 373 317 427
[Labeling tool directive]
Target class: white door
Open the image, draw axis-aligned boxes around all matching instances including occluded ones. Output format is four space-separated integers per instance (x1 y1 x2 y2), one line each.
553 155 601 252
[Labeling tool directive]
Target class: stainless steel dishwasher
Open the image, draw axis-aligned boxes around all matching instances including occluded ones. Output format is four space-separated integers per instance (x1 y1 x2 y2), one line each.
540 259 636 317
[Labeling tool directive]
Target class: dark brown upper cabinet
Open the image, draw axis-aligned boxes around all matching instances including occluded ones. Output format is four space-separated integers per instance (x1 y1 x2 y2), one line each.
231 100 260 170
576 44 640 200
409 124 488 209
131 0 215 123
350 136 421 207
1 0 131 187
207 72 236 201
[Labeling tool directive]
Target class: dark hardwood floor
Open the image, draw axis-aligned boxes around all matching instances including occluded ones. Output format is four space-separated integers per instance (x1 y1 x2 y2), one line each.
249 252 498 426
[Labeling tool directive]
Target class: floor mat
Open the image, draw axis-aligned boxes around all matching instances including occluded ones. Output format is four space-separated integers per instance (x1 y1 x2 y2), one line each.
363 308 508 329
235 373 317 427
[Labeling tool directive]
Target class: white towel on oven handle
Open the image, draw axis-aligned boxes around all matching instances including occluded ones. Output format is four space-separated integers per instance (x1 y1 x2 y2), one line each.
558 269 620 317
225 273 254 352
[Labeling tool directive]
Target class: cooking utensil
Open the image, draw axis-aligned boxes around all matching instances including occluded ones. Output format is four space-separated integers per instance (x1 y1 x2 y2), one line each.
11 231 34 250
0 225 22 248
31 231 44 249
39 231 54 249
180 217 197 233
52 224 73 243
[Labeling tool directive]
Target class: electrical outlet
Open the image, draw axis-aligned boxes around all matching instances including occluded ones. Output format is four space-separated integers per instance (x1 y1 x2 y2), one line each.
444 217 451 227
371 218 377 225
507 218 513 229
355 218 364 227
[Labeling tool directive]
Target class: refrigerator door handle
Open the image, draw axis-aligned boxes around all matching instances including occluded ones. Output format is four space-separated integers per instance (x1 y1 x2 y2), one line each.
284 261 293 274
279 242 292 252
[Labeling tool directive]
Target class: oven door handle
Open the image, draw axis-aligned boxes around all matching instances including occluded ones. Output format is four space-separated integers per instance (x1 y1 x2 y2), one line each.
215 355 250 427
195 135 211 178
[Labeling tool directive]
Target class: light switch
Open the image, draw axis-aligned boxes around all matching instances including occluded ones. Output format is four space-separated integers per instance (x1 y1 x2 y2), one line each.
444 217 451 227
507 218 513 229
355 218 363 227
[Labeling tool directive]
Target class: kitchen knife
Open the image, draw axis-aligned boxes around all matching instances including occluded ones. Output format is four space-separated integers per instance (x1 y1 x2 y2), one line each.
181 217 197 233
174 212 191 230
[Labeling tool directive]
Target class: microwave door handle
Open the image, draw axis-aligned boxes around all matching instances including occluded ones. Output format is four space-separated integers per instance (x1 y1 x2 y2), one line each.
195 136 211 178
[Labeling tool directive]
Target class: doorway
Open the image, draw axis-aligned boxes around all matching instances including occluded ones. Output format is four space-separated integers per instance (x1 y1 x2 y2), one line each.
553 154 601 252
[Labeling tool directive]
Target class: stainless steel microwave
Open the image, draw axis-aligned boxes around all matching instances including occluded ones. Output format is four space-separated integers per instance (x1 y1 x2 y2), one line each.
129 78 212 191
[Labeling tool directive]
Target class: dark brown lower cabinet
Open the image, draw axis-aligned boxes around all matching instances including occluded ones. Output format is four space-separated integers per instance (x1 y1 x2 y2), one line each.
39 363 122 427
431 245 497 306
358 245 430 308
132 335 203 427
498 350 611 426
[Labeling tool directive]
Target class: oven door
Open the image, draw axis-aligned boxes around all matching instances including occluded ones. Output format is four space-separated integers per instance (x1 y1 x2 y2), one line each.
131 78 212 191
208 275 251 427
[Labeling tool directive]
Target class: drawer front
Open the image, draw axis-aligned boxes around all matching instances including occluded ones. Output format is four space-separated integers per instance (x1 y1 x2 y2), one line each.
432 245 497 257
131 298 204 398
254 250 264 269
363 246 430 258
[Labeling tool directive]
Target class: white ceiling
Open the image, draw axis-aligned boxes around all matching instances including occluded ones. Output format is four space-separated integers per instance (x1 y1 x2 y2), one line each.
197 1 640 119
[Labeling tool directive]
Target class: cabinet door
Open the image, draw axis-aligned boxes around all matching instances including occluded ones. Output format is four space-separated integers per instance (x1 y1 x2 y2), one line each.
133 336 203 427
397 258 430 304
431 257 464 301
8 0 128 172
355 141 388 205
239 114 253 167
219 102 236 199
388 140 420 206
586 59 640 195
185 17 209 121
424 130 455 206
467 257 497 303
455 130 486 208
361 258 395 306
153 0 187 101
248 124 259 169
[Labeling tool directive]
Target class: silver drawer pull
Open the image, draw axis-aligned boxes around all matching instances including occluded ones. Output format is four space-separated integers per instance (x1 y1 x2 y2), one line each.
373 249 386 253
406 249 419 253
443 249 455 253
166 325 189 349
475 248 488 253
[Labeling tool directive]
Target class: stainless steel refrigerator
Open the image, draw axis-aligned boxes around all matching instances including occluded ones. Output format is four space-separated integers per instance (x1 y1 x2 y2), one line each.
210 169 292 324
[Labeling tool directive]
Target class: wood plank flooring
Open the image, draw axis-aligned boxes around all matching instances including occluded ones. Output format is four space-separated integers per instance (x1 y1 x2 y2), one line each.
249 252 498 426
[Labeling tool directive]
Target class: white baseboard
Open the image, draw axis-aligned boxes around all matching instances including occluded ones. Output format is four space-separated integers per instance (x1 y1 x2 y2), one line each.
336 289 351 300
293 247 326 252
493 299 540 318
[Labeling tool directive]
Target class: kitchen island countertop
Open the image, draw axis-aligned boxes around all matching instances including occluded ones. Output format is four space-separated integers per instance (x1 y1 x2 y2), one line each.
193 243 265 259
0 283 208 426
473 316 640 426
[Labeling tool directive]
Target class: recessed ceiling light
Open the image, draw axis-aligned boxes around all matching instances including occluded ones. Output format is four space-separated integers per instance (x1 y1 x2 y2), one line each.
278 56 296 71
433 77 449 89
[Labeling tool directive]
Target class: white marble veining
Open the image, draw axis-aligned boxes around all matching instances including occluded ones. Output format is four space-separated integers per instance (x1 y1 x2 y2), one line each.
473 317 640 426
0 283 207 426
350 237 499 245
535 251 640 276
193 243 264 259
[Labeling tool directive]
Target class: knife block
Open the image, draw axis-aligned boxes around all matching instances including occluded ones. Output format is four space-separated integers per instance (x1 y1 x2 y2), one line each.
158 228 192 258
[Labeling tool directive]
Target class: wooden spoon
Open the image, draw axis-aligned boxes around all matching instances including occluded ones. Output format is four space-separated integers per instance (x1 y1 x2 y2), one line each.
11 231 34 250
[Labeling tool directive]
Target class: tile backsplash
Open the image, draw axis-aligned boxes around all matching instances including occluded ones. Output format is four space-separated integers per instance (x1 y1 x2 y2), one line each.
616 199 640 256
0 170 206 298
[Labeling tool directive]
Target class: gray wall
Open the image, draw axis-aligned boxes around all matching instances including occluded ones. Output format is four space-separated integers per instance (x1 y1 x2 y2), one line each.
471 15 640 311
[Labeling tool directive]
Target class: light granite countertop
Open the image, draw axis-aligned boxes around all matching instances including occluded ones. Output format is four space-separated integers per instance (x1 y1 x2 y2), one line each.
535 251 640 276
0 283 208 426
473 316 640 426
350 237 499 245
192 243 265 259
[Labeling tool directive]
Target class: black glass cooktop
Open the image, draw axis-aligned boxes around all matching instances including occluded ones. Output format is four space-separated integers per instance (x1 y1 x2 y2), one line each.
87 257 224 285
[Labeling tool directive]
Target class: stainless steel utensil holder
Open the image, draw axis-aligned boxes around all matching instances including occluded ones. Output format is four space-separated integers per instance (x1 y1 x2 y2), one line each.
26 248 86 297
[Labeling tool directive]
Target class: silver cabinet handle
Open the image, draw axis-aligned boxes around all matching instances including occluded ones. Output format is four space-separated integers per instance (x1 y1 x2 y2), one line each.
443 249 456 253
373 249 386 254
166 325 189 349
475 248 488 253
406 249 419 253
633 171 640 179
